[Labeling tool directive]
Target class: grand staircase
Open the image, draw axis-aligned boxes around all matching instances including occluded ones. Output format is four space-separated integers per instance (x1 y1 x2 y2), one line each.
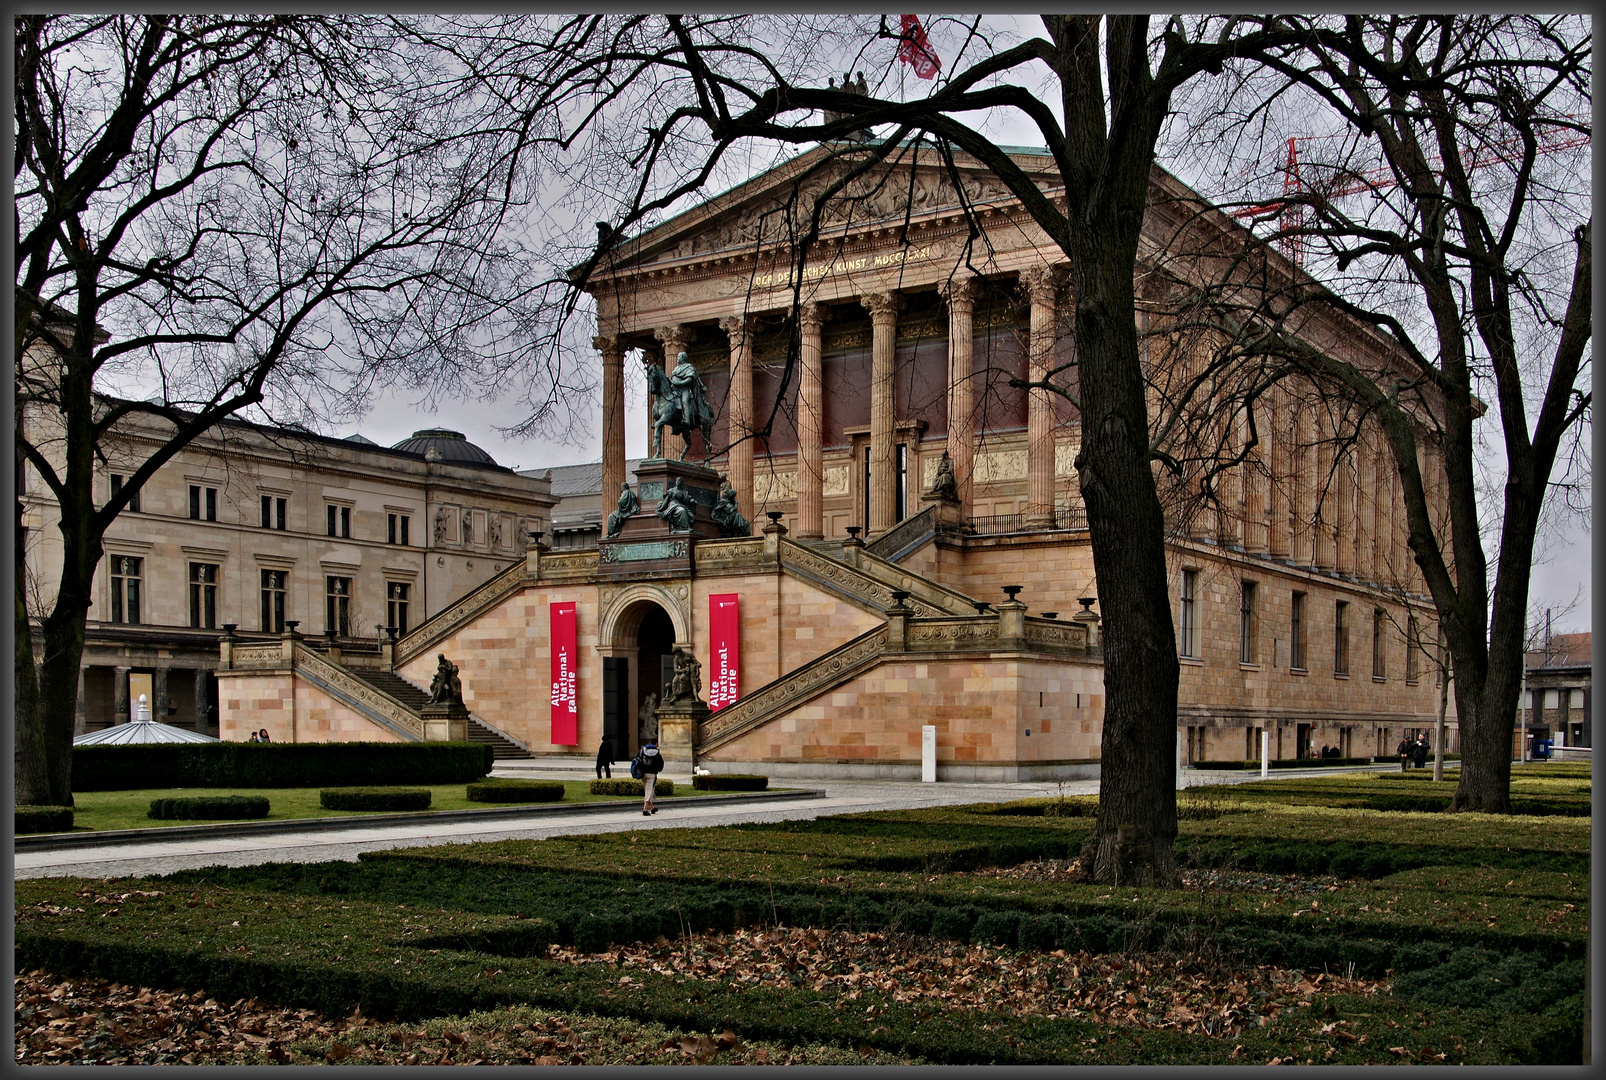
345 669 532 759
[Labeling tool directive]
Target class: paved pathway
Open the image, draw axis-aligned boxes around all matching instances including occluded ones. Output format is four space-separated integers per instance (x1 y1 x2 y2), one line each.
14 763 1397 882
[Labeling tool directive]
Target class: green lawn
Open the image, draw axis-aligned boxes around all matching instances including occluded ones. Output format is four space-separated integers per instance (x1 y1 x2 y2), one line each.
15 766 1589 1065
58 780 726 833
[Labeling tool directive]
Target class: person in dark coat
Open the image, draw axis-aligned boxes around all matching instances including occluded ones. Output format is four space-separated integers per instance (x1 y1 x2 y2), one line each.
1413 734 1430 770
596 737 613 779
1396 736 1412 772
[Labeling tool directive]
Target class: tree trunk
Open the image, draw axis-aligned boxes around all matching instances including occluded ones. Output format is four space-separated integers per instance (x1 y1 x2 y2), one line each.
1447 686 1511 814
14 538 51 805
1072 196 1181 888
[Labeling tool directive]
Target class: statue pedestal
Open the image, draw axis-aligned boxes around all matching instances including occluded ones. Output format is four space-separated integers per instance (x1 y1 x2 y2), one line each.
921 490 970 533
654 699 708 772
421 702 470 742
598 458 724 578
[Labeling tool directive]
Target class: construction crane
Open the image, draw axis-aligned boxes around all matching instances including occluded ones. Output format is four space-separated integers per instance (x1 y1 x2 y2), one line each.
1232 122 1591 267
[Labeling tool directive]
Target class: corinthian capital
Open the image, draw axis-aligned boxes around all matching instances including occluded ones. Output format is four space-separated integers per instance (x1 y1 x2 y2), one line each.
861 291 904 322
799 301 831 333
939 273 982 313
1020 264 1066 306
718 313 756 346
654 324 691 355
592 334 622 357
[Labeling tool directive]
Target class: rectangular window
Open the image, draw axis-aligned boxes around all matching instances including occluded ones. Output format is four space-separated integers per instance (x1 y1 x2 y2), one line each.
276 498 287 531
1406 615 1421 682
1290 592 1306 670
262 495 273 529
325 576 352 636
388 513 411 546
260 570 288 633
188 562 218 630
1372 608 1387 679
110 555 142 624
190 485 201 520
386 581 410 635
862 447 872 531
895 443 908 522
1334 600 1350 675
189 484 217 521
111 474 140 512
206 487 217 521
1239 581 1258 664
261 495 287 530
327 504 336 536
326 504 351 538
1179 569 1198 658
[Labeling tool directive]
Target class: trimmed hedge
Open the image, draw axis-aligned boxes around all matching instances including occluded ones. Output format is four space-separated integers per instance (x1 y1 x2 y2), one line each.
589 778 675 797
692 774 768 791
319 788 432 812
147 795 270 821
15 806 74 834
465 779 565 803
72 741 493 791
1193 757 1372 770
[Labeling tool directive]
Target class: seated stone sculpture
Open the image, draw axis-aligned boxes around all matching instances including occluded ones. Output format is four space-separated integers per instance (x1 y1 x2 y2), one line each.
655 477 696 532
426 654 463 706
711 478 750 537
605 482 638 539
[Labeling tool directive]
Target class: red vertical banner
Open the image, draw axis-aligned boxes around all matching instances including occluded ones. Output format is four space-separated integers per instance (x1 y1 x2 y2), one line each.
709 593 740 712
549 601 578 745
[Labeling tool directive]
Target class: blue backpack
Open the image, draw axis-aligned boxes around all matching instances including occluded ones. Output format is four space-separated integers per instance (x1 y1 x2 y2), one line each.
630 754 643 779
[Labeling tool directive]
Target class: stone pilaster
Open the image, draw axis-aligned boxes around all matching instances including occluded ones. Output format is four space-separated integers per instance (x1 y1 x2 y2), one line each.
1021 265 1064 527
653 324 692 459
595 334 626 511
796 302 829 539
75 666 87 736
153 666 170 722
862 291 903 535
720 314 756 523
1266 384 1291 557
1313 408 1336 570
1356 426 1375 582
940 275 980 519
113 666 130 724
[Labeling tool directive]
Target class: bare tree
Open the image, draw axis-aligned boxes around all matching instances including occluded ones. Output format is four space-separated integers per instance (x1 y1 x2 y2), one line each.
14 14 565 804
416 13 1347 884
1165 14 1591 812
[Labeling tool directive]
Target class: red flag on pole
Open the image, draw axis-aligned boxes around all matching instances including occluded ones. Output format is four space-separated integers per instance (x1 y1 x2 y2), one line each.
898 15 941 80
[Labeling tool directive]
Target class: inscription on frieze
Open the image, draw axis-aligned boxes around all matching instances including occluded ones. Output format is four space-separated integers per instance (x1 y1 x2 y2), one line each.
601 540 690 563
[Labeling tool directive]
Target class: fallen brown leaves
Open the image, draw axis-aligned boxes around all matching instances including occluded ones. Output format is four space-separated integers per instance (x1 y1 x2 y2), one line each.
12 970 902 1066
545 926 1386 1039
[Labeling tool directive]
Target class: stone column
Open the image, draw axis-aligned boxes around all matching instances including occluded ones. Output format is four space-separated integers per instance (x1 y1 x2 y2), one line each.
862 291 903 534
1356 427 1375 583
75 666 88 736
153 666 170 722
193 668 211 733
652 324 692 459
595 335 627 509
1021 265 1064 527
113 665 130 724
940 274 981 518
720 314 756 523
796 302 830 539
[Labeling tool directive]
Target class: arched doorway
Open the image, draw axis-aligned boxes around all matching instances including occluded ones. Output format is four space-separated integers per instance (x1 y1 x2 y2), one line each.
603 600 677 758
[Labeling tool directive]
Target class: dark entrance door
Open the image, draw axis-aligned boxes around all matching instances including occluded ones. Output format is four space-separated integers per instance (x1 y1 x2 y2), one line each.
1295 723 1312 760
602 657 628 761
636 606 676 743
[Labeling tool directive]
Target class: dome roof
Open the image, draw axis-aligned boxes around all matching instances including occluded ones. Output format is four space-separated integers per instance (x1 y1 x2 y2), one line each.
74 718 219 746
390 428 502 467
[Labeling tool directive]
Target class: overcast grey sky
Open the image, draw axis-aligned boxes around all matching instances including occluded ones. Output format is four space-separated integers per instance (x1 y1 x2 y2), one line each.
317 16 1594 633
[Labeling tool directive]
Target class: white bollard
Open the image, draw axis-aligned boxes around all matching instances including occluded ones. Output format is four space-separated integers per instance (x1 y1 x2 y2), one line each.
1261 730 1270 779
1177 728 1185 790
921 725 937 783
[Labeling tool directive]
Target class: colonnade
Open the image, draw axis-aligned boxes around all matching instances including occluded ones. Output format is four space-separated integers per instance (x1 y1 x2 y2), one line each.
594 266 1071 541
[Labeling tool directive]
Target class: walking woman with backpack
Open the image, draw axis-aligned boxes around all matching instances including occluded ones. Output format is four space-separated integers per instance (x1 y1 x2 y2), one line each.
631 741 664 815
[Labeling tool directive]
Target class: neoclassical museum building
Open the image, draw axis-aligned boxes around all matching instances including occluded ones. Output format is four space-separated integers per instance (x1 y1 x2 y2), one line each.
216 142 1453 779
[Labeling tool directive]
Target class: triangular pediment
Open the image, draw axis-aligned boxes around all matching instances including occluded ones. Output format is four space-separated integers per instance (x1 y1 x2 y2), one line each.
597 142 1063 279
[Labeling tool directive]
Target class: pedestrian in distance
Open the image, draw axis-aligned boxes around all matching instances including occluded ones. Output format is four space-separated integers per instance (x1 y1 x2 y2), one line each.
631 741 664 816
1413 734 1430 771
248 731 260 743
596 736 613 779
1397 736 1412 772
258 728 271 743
